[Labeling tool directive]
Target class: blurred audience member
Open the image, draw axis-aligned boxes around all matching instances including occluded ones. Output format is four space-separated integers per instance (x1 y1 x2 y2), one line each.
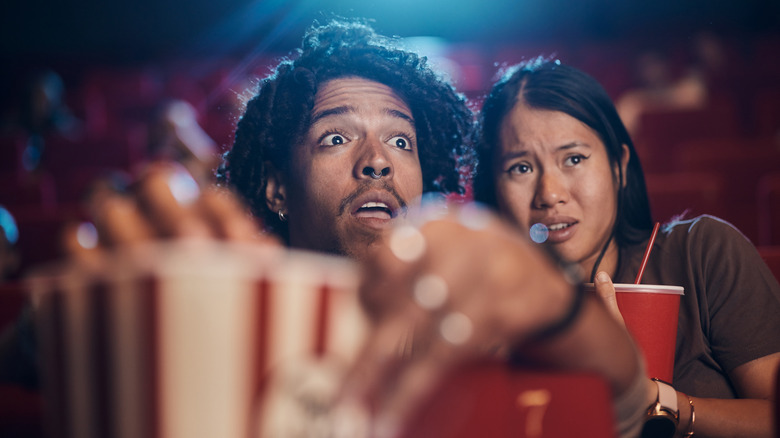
1 70 83 172
615 32 726 136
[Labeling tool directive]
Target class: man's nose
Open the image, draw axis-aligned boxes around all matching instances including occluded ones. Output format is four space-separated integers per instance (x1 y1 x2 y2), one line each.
355 138 392 181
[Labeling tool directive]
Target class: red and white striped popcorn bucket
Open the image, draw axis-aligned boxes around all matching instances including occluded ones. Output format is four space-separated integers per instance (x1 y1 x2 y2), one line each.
28 240 369 438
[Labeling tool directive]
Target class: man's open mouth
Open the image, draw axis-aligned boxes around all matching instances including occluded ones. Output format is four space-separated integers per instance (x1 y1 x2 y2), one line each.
354 201 394 219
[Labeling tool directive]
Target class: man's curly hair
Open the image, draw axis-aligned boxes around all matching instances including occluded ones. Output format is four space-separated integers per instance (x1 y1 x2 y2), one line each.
218 19 475 242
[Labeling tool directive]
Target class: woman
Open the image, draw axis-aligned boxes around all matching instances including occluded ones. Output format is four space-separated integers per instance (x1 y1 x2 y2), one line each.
473 58 780 437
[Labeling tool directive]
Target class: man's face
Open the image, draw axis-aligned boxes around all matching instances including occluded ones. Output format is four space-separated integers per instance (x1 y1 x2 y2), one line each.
283 77 424 260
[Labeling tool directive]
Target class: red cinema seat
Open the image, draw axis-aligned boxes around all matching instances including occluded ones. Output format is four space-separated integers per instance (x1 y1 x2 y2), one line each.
403 361 616 438
758 173 780 246
758 246 780 284
0 171 57 210
645 171 726 223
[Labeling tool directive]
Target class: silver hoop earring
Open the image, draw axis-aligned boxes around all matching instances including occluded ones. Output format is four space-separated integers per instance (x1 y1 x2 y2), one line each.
278 210 287 222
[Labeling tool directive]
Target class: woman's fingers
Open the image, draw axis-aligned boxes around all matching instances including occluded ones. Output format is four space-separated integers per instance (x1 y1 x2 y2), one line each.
594 271 625 325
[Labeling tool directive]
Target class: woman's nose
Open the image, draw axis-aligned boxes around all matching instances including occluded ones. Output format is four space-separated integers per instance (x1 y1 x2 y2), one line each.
533 170 568 209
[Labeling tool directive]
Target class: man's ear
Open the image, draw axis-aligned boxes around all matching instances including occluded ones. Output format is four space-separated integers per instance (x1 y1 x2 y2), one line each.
264 162 288 215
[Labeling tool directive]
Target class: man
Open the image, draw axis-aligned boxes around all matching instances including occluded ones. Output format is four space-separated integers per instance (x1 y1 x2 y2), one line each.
220 19 473 259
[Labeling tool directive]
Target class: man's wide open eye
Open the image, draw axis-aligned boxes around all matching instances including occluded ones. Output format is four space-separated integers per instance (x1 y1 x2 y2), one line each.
321 133 346 146
390 135 412 150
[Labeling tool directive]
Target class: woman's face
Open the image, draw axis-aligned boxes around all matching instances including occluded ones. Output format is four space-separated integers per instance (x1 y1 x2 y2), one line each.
493 103 628 275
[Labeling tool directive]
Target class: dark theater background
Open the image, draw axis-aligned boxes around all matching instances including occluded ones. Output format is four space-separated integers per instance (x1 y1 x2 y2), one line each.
1 1 780 436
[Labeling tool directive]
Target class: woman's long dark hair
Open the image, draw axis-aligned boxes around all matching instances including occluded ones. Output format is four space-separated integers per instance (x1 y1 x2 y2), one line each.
474 59 653 279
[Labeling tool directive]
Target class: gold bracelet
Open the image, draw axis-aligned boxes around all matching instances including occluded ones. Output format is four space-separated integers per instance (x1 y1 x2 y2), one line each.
684 395 695 437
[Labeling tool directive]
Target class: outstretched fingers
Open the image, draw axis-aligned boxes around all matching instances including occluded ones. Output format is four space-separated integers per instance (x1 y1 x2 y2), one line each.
62 162 275 262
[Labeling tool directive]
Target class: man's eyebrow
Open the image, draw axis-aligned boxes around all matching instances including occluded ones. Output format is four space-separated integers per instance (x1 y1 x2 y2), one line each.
386 108 414 126
311 106 352 124
310 106 415 127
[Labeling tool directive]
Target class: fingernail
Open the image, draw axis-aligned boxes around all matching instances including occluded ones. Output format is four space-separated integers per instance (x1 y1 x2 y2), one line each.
76 222 99 249
167 168 200 205
409 195 448 227
596 271 610 283
389 225 426 262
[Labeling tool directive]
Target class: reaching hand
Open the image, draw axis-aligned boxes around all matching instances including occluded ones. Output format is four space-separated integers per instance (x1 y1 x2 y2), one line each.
341 203 581 436
62 162 280 265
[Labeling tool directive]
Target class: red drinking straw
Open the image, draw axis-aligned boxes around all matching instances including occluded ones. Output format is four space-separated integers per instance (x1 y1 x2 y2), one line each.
635 222 661 284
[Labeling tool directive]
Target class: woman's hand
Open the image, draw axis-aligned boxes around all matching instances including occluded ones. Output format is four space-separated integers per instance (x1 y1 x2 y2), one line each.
593 271 626 325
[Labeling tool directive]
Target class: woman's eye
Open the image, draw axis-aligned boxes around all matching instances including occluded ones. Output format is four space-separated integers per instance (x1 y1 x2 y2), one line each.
508 163 531 174
389 136 412 150
565 154 588 166
321 133 347 146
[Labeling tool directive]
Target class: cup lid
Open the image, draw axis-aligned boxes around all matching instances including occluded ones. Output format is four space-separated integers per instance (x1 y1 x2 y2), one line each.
584 283 684 295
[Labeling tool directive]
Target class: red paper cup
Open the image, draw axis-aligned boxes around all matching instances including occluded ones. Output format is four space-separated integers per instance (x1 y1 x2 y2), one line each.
588 283 683 383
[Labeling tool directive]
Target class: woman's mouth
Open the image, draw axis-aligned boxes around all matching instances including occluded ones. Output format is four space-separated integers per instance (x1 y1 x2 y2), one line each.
544 221 578 243
531 218 579 244
547 222 574 231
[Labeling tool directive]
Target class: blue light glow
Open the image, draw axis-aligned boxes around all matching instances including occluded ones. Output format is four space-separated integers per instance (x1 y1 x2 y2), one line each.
530 223 549 244
0 207 19 245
